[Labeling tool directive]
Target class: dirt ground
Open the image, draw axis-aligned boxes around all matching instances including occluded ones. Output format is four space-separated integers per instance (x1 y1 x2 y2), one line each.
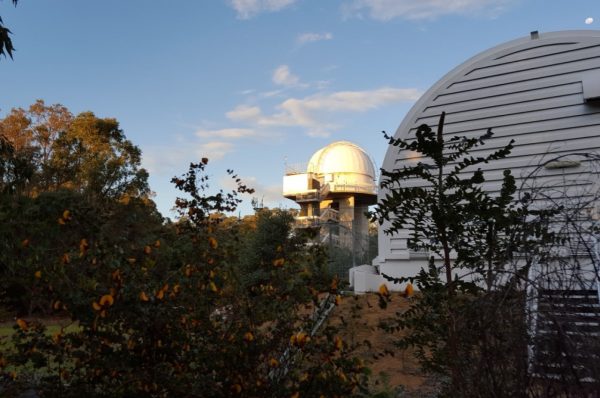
331 292 440 397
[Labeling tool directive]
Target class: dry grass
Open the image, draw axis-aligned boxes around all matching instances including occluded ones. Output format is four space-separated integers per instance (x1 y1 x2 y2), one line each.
330 292 439 396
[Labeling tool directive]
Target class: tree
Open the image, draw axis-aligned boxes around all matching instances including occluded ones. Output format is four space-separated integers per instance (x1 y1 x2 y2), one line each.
0 0 18 59
371 113 556 396
0 100 149 199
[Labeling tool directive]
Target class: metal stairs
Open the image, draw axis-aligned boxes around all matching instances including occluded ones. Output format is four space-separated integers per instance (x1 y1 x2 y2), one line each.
530 288 600 390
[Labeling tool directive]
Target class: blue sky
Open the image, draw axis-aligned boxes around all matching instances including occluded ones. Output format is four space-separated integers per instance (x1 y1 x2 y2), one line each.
1 0 598 217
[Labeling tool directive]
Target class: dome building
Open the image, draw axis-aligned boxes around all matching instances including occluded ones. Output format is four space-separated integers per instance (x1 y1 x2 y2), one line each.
283 141 377 262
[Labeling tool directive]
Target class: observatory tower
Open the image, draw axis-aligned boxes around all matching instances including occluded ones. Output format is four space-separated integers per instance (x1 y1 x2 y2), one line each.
283 141 377 257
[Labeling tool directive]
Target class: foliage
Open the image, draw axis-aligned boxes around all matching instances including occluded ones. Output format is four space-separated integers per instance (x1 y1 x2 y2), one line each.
1 158 371 397
0 100 149 199
372 113 556 396
0 0 18 59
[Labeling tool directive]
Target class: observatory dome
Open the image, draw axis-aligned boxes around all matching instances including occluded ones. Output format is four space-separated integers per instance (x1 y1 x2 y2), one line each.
307 141 376 178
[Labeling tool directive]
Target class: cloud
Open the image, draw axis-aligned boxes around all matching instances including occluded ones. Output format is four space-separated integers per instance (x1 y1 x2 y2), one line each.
198 141 235 160
226 87 422 137
227 0 297 19
297 32 333 45
196 127 258 139
220 175 285 207
272 65 301 87
343 0 514 20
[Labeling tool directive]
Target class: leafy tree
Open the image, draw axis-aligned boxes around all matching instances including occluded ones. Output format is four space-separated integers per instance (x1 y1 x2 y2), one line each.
0 0 17 59
371 113 556 396
0 100 149 199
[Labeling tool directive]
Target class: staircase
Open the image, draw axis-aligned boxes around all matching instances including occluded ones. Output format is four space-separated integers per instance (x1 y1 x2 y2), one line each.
530 288 600 390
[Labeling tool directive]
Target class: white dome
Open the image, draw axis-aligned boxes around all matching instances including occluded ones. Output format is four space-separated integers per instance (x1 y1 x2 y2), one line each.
307 141 376 179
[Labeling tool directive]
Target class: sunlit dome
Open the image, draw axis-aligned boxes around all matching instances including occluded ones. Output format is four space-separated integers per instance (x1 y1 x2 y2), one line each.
307 141 376 179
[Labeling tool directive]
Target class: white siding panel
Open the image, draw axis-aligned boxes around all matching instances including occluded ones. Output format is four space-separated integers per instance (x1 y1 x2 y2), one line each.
379 31 600 274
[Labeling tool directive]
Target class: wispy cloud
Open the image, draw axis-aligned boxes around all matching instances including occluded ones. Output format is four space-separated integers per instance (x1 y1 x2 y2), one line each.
272 65 302 87
297 32 333 45
220 175 285 207
343 0 515 20
226 87 422 137
196 127 258 139
227 0 297 19
198 141 235 160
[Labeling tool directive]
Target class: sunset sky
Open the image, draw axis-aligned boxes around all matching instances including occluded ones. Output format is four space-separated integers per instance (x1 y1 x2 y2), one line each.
1 0 597 216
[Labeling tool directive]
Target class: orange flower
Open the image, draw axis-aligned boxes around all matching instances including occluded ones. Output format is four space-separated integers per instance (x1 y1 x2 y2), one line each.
155 289 165 300
208 236 218 249
144 245 152 254
335 295 342 305
154 240 161 248
139 291 149 302
62 210 71 220
272 258 285 267
52 300 62 310
269 357 279 367
34 270 42 279
16 318 28 331
92 301 102 311
243 332 254 342
58 217 66 225
405 282 414 298
61 253 70 264
21 239 29 248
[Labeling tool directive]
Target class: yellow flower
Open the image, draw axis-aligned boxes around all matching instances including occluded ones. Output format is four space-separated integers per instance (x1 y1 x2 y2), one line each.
231 383 242 394
62 210 71 220
16 318 28 331
378 284 389 297
243 332 254 342
34 270 42 279
99 294 114 307
209 281 218 293
79 239 89 256
334 336 343 351
405 282 414 298
335 295 342 305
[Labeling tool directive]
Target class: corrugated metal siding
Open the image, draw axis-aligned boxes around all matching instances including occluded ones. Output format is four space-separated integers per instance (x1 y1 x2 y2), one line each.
379 31 600 267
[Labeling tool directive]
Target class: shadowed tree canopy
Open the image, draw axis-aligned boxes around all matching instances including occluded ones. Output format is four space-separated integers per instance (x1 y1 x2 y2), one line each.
0 0 18 59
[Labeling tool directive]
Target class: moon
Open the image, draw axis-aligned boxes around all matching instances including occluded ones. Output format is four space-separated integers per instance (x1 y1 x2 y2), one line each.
585 17 594 25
